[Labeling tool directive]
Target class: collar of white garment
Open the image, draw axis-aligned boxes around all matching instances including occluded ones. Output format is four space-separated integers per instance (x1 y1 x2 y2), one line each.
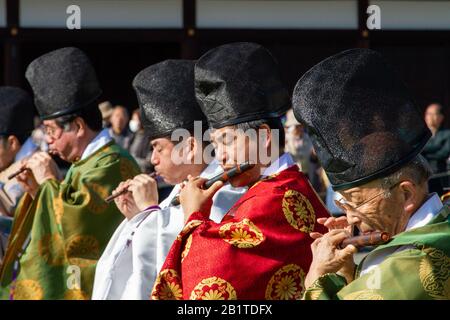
260 153 295 178
405 192 443 231
80 128 113 161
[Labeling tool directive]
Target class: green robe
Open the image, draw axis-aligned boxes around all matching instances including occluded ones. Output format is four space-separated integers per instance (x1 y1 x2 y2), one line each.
304 205 450 300
0 141 140 300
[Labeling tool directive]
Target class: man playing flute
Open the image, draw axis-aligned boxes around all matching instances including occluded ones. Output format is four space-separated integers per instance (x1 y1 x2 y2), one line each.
151 42 329 300
92 60 245 300
0 47 140 300
0 87 38 262
293 48 450 300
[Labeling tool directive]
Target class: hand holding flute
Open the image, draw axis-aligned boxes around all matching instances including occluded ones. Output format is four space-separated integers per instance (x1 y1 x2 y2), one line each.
107 172 159 220
170 162 255 206
13 151 60 199
315 216 391 249
339 231 390 249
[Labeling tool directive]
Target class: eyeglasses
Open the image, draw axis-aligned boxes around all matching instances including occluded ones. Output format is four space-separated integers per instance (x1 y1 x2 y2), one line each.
337 181 401 210
43 122 72 141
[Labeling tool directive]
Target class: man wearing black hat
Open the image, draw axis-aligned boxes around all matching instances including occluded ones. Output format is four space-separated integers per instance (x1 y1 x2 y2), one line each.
152 43 328 300
0 47 140 300
0 87 38 263
293 48 450 300
0 87 38 214
92 60 245 300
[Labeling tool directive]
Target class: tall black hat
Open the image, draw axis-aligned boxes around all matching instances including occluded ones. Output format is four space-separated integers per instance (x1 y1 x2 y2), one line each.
195 42 290 128
25 47 102 120
132 59 207 140
293 48 431 191
0 86 34 138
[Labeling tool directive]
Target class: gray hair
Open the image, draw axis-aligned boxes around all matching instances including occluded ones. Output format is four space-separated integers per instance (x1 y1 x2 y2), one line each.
380 154 432 198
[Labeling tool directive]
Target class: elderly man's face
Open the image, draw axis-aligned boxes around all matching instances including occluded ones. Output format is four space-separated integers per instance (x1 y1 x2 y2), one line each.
43 119 79 162
337 179 410 236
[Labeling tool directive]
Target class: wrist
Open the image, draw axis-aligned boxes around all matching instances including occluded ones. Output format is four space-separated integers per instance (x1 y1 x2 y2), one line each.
143 204 161 212
137 201 158 212
305 264 327 288
37 174 57 185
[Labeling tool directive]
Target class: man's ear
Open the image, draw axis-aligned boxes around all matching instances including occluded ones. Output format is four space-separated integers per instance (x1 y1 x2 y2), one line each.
399 180 417 215
73 117 86 137
259 123 272 149
185 136 197 163
7 135 21 153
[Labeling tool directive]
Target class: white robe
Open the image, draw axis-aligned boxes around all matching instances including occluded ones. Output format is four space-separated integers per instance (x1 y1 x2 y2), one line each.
92 161 246 300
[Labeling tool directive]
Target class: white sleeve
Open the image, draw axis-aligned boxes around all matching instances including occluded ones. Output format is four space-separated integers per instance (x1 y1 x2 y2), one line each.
91 218 128 300
120 206 184 300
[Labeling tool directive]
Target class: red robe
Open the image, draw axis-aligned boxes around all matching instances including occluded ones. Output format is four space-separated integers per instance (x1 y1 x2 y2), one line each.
151 165 328 300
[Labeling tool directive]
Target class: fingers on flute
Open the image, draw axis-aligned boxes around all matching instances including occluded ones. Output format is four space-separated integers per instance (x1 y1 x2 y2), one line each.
114 180 131 195
335 245 358 262
327 229 352 245
205 180 223 197
317 216 348 230
326 216 349 229
16 171 28 183
309 232 323 239
17 169 32 181
317 217 328 224
192 176 206 187
342 244 357 255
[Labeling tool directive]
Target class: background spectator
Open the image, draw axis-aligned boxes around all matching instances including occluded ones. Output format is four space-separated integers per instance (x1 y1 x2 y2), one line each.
128 109 153 173
98 101 114 128
422 103 450 194
109 105 133 149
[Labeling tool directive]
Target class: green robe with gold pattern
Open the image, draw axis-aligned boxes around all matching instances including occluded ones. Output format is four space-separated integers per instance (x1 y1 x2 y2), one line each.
304 205 450 300
0 141 140 300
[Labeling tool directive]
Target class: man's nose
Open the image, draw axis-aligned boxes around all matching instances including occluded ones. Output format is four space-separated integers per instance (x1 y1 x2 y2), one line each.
346 211 361 226
45 135 54 145
150 152 159 166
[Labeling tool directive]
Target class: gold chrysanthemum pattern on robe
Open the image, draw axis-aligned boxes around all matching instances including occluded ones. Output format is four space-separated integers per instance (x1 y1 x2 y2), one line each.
419 247 450 299
152 269 183 300
83 183 110 214
304 276 327 300
176 220 203 241
64 289 89 300
38 233 66 266
282 190 315 233
12 279 44 300
265 264 305 300
53 191 64 225
190 277 237 300
343 290 384 300
66 235 100 267
181 234 193 263
219 218 264 248
305 288 322 300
